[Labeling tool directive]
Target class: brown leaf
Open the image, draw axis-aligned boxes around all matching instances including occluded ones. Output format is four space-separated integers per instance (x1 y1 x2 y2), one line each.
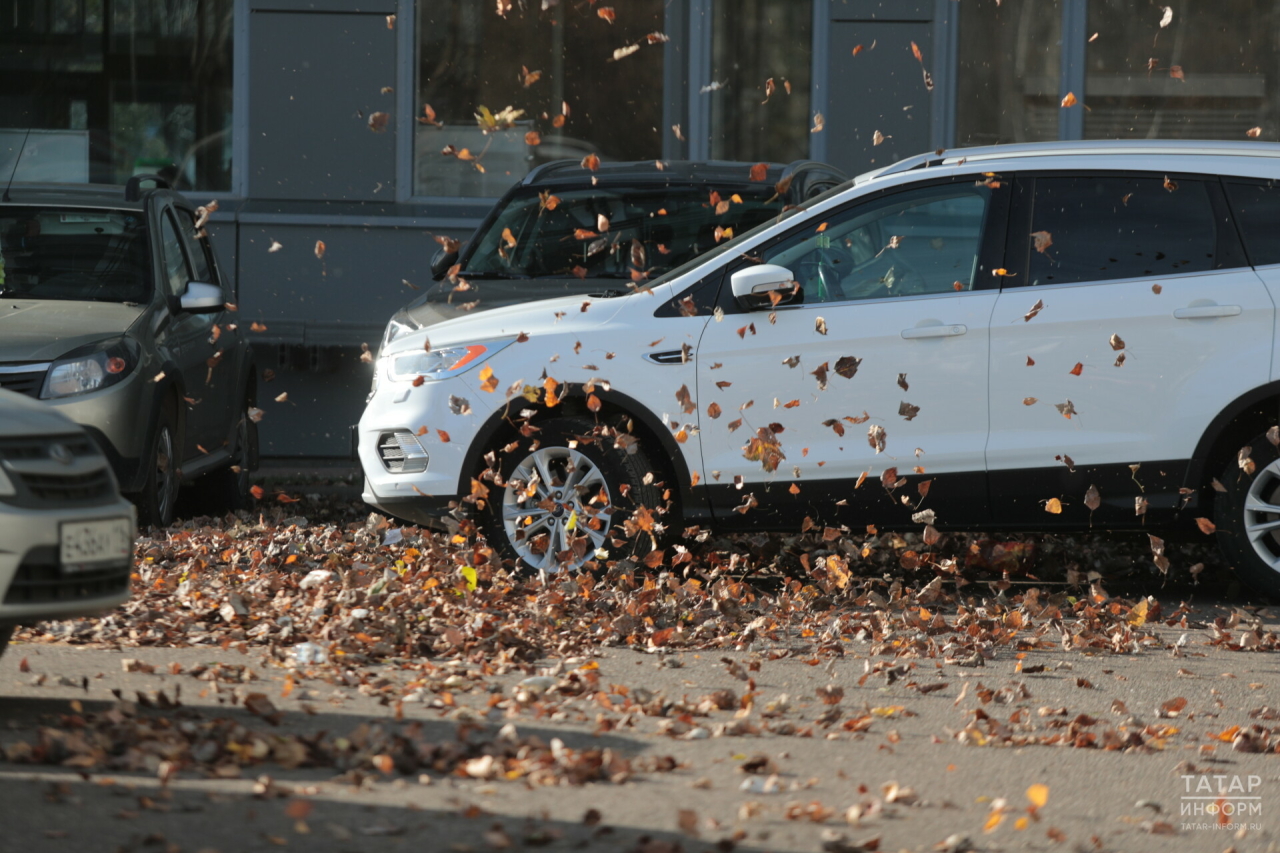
1195 517 1216 535
1031 231 1053 253
810 112 825 133
867 424 886 454
581 153 600 171
815 316 828 335
1163 175 1178 192
706 402 722 419
896 372 908 391
1248 126 1263 138
1060 92 1078 108
1084 485 1101 511
1024 299 1044 322
1023 397 1038 406
314 240 326 260
910 41 923 63
898 401 920 421
367 111 390 132
749 162 769 182
1069 362 1083 376
596 6 615 23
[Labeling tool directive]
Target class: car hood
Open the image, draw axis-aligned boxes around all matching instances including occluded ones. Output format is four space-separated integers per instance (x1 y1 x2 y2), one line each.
383 289 646 357
401 277 605 330
0 300 144 362
0 388 83 437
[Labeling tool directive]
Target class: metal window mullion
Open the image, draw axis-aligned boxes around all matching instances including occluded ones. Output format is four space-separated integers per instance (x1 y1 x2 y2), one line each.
231 0 249 197
1058 0 1087 140
686 0 712 161
931 0 959 151
394 0 416 202
809 0 828 162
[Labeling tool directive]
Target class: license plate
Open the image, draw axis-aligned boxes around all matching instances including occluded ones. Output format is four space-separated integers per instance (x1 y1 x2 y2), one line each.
60 518 132 572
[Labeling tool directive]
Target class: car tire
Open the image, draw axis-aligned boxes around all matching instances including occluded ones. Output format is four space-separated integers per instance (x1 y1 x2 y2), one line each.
1215 431 1280 599
205 399 258 513
0 626 11 660
477 416 666 573
131 404 180 529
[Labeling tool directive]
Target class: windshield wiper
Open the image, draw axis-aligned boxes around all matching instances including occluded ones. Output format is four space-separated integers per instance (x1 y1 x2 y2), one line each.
456 270 530 280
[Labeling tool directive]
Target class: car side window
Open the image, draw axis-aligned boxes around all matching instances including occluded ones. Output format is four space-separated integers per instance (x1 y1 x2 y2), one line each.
1225 181 1280 267
159 210 193 297
178 210 216 284
1027 176 1217 286
758 183 993 304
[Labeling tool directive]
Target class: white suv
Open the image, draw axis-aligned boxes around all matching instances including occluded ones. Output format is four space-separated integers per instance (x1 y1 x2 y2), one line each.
0 389 135 656
359 140 1280 597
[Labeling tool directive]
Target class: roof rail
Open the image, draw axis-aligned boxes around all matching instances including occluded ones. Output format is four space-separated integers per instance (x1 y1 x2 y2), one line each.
124 173 171 202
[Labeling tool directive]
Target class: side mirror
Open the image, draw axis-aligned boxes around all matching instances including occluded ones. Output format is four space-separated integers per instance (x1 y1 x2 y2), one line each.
430 247 458 281
730 264 801 310
179 281 225 313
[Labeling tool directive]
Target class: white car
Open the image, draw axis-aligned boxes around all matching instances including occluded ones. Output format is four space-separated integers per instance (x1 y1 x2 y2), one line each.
0 389 135 656
359 140 1280 598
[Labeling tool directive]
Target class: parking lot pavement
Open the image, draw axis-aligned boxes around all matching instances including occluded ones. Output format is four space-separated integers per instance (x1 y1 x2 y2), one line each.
0 596 1276 853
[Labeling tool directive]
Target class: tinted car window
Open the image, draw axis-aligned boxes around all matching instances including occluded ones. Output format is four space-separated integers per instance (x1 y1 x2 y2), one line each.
1028 176 1216 286
179 210 215 284
465 185 788 280
758 183 992 304
0 207 150 303
1225 181 1280 267
159 210 192 297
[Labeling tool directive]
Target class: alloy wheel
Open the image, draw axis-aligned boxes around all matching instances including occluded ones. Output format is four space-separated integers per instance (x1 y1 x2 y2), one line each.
501 446 611 572
1243 456 1280 574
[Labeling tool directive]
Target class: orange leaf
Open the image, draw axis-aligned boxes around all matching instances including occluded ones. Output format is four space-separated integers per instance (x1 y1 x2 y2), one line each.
581 153 600 171
910 41 923 63
437 429 451 442
1061 92 1078 108
1069 362 1083 376
749 162 769 182
1027 784 1050 808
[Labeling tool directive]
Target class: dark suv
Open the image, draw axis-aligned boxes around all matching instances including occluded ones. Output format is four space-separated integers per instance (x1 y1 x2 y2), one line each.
379 159 848 345
0 176 256 527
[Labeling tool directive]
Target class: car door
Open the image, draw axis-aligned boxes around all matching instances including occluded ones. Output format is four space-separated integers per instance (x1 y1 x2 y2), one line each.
986 172 1273 525
153 203 221 456
693 177 1009 531
176 206 239 446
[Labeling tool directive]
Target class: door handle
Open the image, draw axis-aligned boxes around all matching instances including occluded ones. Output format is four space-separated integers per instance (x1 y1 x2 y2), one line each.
1174 305 1241 319
901 324 967 339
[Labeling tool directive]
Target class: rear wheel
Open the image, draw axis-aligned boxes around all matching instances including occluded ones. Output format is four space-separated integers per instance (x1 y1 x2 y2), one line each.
477 416 665 573
1215 432 1280 599
131 406 179 529
0 626 12 660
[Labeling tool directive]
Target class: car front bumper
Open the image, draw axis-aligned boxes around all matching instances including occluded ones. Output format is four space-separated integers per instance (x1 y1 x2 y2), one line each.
357 369 495 525
43 369 151 492
0 496 136 624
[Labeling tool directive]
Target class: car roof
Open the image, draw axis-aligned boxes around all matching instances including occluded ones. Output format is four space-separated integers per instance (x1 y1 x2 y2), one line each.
865 139 1280 182
521 159 843 190
0 181 190 212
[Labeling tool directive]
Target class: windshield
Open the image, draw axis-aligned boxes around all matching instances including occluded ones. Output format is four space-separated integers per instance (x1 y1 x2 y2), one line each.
0 207 151 303
464 184 791 279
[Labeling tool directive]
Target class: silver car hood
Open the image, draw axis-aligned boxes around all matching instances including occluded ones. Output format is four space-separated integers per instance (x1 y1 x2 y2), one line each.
0 300 144 362
0 388 84 437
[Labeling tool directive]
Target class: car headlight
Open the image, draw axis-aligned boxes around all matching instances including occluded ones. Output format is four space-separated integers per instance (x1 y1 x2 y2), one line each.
41 337 140 399
382 309 416 351
388 340 513 383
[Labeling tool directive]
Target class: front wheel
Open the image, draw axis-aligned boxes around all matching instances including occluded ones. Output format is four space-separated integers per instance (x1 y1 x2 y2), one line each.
1214 432 1280 599
131 407 180 529
0 626 12 660
476 416 666 573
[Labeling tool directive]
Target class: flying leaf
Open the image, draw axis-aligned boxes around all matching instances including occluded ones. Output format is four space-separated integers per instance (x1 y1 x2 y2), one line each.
910 41 923 63
1027 784 1050 809
1044 497 1063 514
612 44 639 61
706 402 722 419
897 373 908 391
1069 362 1083 376
314 240 326 260
868 424 886 454
873 130 886 146
1024 299 1044 322
1195 517 1216 535
1159 6 1172 27
898 401 920 421
1163 175 1178 192
1031 231 1054 254
1055 399 1078 419
815 316 828 335
822 419 845 437
367 112 390 132
581 153 601 171
1247 126 1262 138
834 356 861 379
1061 92 1078 108
749 162 769 182
597 6 616 23
1023 397 1037 406
1084 485 1101 511
810 112 825 133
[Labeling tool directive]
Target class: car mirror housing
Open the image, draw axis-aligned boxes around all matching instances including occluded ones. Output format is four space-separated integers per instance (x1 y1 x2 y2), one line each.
430 248 458 281
179 281 225 313
730 264 801 310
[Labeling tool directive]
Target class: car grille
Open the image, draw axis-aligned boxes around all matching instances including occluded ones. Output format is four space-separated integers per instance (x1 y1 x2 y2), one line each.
3 546 131 606
0 436 116 508
0 365 48 398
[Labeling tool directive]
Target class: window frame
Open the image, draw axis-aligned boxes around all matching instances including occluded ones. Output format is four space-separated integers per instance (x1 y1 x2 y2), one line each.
1222 178 1280 270
158 206 197 298
1000 170 1249 290
713 174 1011 316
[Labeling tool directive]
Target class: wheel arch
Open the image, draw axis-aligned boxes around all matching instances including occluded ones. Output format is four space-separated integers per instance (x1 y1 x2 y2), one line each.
1189 380 1280 495
458 383 709 520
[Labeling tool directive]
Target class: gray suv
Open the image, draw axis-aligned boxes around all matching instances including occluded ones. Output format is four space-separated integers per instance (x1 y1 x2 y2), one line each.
0 176 256 527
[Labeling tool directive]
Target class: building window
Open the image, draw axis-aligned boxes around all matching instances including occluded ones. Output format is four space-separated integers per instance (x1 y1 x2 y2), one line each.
0 0 234 192
956 0 1061 146
1084 1 1279 140
707 0 812 164
415 1 665 199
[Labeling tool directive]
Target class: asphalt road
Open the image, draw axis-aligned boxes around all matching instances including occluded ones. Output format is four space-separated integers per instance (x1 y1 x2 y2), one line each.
0 596 1277 853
